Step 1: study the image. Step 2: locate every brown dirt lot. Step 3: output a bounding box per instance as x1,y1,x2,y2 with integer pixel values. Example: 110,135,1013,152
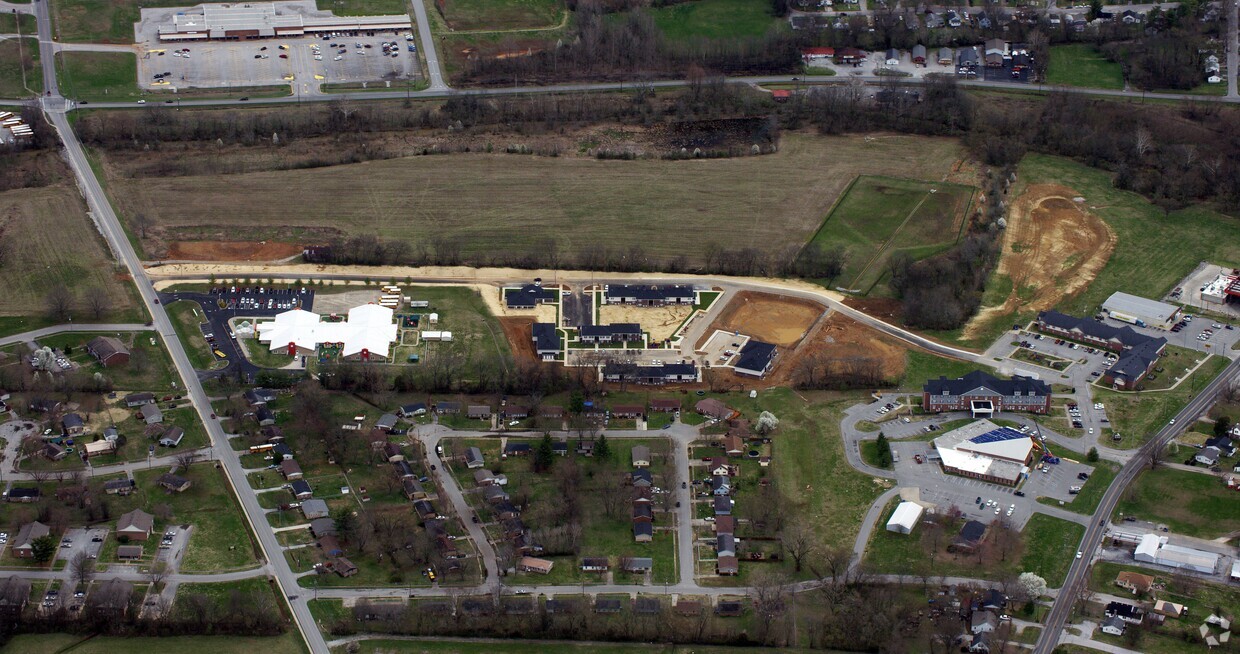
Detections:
705,291,824,348
765,313,907,386
963,184,1116,339
165,241,304,262
500,316,538,363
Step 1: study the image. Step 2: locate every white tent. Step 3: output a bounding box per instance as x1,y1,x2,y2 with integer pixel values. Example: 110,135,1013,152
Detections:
256,305,398,359
885,501,924,534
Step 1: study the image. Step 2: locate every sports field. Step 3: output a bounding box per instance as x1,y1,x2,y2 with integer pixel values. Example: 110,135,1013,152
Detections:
800,175,973,295
0,184,141,327
103,133,968,267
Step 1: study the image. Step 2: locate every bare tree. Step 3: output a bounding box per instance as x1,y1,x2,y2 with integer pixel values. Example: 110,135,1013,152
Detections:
133,212,154,239
85,287,108,320
174,450,201,472
69,551,95,587
148,560,169,587
44,286,74,322
781,521,818,573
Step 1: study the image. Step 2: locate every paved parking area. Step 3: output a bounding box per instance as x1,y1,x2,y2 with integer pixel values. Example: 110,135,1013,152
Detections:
561,290,592,328
156,525,192,566
133,30,418,95
160,286,315,377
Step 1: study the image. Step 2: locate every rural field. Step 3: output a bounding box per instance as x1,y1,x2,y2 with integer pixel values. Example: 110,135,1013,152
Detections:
0,38,41,98
439,0,564,31
0,183,142,334
800,175,974,296
102,133,970,266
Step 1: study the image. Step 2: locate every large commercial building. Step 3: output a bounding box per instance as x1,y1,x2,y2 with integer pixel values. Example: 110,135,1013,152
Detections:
1036,310,1167,389
157,2,411,42
256,304,398,360
1134,534,1219,574
933,419,1035,486
1101,292,1182,328
922,370,1051,416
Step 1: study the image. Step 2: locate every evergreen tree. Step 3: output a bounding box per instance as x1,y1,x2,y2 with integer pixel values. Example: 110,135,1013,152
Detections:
595,433,611,460
875,432,892,468
534,434,555,473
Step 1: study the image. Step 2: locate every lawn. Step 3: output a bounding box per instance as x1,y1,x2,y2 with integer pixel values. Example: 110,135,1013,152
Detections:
0,12,37,33
132,466,261,573
238,336,296,369
319,0,412,16
170,577,278,617
858,439,891,469
1019,155,1240,316
37,330,179,391
0,38,41,97
1045,44,1125,90
1089,562,1240,654
1114,467,1240,539
0,183,143,330
642,0,781,40
900,350,992,390
102,133,969,269
1018,513,1083,587
48,0,196,43
799,175,974,296
0,633,305,654
1093,355,1228,449
55,51,139,101
167,300,222,371
439,0,562,31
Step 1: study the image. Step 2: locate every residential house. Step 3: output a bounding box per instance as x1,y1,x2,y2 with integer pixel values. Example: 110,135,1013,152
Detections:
88,579,133,616
255,407,276,426
884,48,900,66
483,486,509,504
649,398,680,413
709,458,733,476
11,521,50,558
594,598,623,613
695,398,736,421
1195,446,1221,466
398,402,427,418
971,610,998,634
716,533,736,558
0,576,30,617
1121,9,1141,23
602,284,694,306
631,445,651,468
531,323,561,360
301,499,330,520
86,336,130,367
539,405,564,420
473,468,496,486
261,425,285,442
117,545,143,561
244,388,278,406
505,406,529,421
375,413,399,432
279,459,303,480
632,503,654,523
382,442,404,463
623,557,653,574
290,479,313,500
506,282,557,309
393,460,415,479
103,426,119,442
104,478,134,495
633,521,653,542
981,589,1006,612
401,477,426,500
713,496,733,515
1205,436,1235,456
1115,571,1155,595
62,413,86,436
1152,600,1186,618
434,401,460,415
714,515,735,535
319,535,344,557
951,520,987,553
413,500,438,520
635,597,661,615
83,439,116,459
1105,601,1145,624
937,47,953,65
465,446,485,469
157,473,192,492
1100,615,1127,636
968,633,992,653
551,441,567,456
630,469,653,488
492,501,520,520
610,404,644,419
711,476,732,496
42,442,67,461
158,426,185,447
723,435,745,457
468,405,491,420
116,509,154,541
957,46,979,69
581,557,610,572
503,442,531,458
717,556,739,575
272,443,294,460
911,44,927,65
309,517,337,538
546,599,578,614
140,403,163,425
517,557,554,575
675,600,702,616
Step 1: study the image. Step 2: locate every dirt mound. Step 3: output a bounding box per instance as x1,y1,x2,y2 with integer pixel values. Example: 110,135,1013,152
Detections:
165,241,303,262
499,316,538,363
963,184,1116,339
706,291,824,348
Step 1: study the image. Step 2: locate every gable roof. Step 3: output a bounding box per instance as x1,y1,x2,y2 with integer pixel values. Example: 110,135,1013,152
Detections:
507,283,556,307
735,340,777,374
604,284,694,302
531,322,560,352
87,336,130,360
117,509,154,534
924,370,1050,398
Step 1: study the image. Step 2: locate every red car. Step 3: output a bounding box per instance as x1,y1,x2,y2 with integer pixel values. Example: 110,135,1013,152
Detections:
279,54,288,59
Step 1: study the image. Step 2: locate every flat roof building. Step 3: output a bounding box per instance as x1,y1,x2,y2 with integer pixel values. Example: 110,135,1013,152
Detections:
933,419,1034,486
156,2,411,41
1102,292,1182,328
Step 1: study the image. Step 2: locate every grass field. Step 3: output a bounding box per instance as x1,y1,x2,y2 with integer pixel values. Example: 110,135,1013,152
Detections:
440,0,562,30
337,639,828,654
37,330,180,390
642,0,782,40
320,0,411,16
800,175,973,295
132,466,260,572
900,350,991,389
0,633,305,654
0,184,142,329
167,300,221,370
0,38,41,99
1114,467,1240,539
1093,355,1228,449
1045,44,1124,90
55,51,139,101
1018,155,1240,316
0,12,37,33
1019,513,1083,587
49,0,199,43
103,133,968,267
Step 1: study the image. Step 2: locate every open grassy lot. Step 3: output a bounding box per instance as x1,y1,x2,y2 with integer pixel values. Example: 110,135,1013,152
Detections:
0,38,41,98
37,331,179,391
800,175,973,295
167,300,222,370
0,184,143,333
900,350,992,389
104,133,968,267
642,0,782,40
1114,467,1240,539
55,51,139,101
132,466,260,572
49,0,195,43
321,0,411,16
1046,44,1125,90
0,12,37,33
1020,155,1240,316
439,0,563,31
0,633,305,654
1093,355,1228,449
1019,513,1083,587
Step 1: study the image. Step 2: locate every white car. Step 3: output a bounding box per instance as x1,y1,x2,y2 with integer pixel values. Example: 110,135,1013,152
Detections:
1076,551,1083,559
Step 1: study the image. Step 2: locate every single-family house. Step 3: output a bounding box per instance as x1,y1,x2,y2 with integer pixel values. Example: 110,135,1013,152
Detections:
594,598,623,613
467,405,491,420
1115,571,1155,595
531,323,561,360
623,557,653,573
244,388,278,406
506,282,557,309
633,521,653,542
492,501,520,520
309,517,337,538
393,460,415,479
1105,601,1145,624
290,479,313,500
382,442,404,463
551,441,567,456
483,486,509,504
465,446,485,469
716,556,739,576
473,468,496,486
7,487,39,503
86,336,130,367
503,442,531,458
401,477,426,500
318,535,343,557
1205,435,1235,456
158,426,185,447
413,499,438,520
968,633,992,653
610,404,644,419
517,556,554,575
85,439,117,459
714,515,735,535
884,48,900,66
116,509,154,541
1100,615,1126,636
631,445,651,468
971,610,998,634
272,443,294,460
42,442,67,461
630,469,653,488
912,44,927,65
581,557,610,572
709,458,732,476
539,405,564,419
675,599,702,616
505,406,529,420
399,402,427,418
1195,446,1221,466
723,435,745,457
62,413,86,436
716,533,736,557
649,398,680,413
632,503,654,523
434,401,460,415
255,407,276,426
711,475,732,496
279,459,303,480
713,496,733,515
1152,600,1186,618
117,545,143,561
301,499,330,520
88,579,133,616
11,521,50,558
375,413,398,432
157,473,192,493
938,47,953,65
695,398,736,421
103,426,119,442
140,403,163,425
635,597,661,615
104,478,134,495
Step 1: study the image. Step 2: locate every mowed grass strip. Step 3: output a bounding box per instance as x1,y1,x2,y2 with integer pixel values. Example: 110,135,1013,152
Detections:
643,0,781,40
441,0,563,31
55,51,138,101
0,184,140,325
0,633,306,654
1046,44,1125,90
0,38,41,98
167,300,221,370
1114,467,1240,539
106,134,967,267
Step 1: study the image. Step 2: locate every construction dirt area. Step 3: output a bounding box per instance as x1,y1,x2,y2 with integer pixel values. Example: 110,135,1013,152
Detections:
499,317,538,363
963,184,1116,340
599,303,694,343
164,241,304,262
792,313,908,381
703,291,824,348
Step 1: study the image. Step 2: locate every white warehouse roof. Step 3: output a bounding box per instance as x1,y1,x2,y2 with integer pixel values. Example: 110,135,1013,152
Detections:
1103,292,1181,324
257,304,397,358
885,501,924,534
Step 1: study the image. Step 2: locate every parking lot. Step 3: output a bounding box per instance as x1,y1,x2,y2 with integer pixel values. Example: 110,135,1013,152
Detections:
54,527,107,566
133,22,419,95
156,525,191,566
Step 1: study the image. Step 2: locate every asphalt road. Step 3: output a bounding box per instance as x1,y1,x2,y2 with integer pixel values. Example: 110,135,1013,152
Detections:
0,323,150,347
1031,355,1240,654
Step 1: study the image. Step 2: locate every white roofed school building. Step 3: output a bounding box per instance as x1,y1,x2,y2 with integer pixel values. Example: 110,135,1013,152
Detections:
257,304,398,360
932,419,1035,486
156,2,411,41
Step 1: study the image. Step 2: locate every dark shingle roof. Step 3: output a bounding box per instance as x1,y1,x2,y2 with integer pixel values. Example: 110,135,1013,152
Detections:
605,284,694,302
734,340,777,374
532,323,560,352
923,370,1050,398
507,284,556,308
